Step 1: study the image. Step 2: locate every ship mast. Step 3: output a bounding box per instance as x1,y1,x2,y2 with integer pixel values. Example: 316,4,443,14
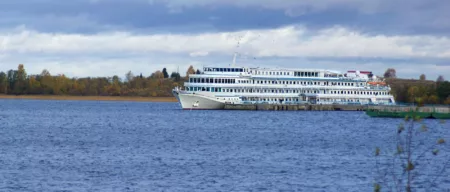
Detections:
232,52,237,67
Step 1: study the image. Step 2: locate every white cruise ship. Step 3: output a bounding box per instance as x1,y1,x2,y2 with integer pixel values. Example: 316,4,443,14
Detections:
172,65,395,110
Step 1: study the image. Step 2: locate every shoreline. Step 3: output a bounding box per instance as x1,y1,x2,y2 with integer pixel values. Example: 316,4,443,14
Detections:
0,95,177,102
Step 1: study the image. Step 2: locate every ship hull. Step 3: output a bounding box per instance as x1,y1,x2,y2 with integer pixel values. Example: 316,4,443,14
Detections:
172,90,225,110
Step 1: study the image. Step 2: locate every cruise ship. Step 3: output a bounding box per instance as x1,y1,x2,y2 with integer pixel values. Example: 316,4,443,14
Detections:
172,64,395,110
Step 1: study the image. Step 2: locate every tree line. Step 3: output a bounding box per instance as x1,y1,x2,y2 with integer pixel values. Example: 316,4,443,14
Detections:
0,65,449,104
0,64,199,97
383,68,450,105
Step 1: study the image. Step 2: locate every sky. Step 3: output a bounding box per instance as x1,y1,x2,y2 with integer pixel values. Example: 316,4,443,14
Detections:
0,0,449,80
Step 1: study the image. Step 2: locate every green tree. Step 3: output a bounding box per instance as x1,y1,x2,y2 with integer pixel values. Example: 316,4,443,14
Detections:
384,68,397,78
0,72,7,94
170,72,181,81
12,64,27,95
162,68,169,78
7,69,17,94
436,81,450,103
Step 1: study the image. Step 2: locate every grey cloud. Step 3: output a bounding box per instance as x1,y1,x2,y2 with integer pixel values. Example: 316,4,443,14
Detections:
0,0,449,36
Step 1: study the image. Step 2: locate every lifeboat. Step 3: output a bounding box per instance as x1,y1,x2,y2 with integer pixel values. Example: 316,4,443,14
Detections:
368,81,386,85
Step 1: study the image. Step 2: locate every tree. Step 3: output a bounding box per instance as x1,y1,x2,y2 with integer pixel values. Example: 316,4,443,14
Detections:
419,74,426,80
186,65,195,77
445,97,450,105
436,75,445,82
407,86,420,103
436,81,450,103
40,69,53,94
428,95,439,104
384,68,397,78
162,68,169,78
151,70,164,79
374,116,448,192
13,64,27,94
170,72,181,81
0,72,7,94
125,71,134,82
7,69,17,93
196,69,201,74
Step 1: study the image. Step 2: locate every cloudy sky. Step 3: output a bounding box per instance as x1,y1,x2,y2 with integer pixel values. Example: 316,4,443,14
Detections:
0,0,449,80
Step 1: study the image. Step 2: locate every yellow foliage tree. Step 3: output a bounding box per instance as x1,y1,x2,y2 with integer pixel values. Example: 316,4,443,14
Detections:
407,86,420,103
444,97,450,105
428,95,439,104
152,71,164,79
186,65,195,77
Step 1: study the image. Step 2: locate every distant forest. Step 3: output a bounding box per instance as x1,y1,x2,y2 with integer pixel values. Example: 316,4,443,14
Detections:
0,64,198,97
0,65,449,104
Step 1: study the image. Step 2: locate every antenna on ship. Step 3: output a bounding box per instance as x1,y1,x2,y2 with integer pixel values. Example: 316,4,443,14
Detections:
232,52,237,67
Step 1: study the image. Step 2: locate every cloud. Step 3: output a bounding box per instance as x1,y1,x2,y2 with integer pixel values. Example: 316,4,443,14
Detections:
189,51,209,57
0,24,449,80
0,0,449,36
1,25,449,59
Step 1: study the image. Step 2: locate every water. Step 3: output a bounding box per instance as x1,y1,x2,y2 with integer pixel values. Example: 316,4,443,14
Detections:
0,99,449,192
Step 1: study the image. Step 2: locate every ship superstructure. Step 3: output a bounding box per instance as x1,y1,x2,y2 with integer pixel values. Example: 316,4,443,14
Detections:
172,65,395,110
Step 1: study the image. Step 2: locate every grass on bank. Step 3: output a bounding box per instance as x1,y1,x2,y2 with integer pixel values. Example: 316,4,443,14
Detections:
0,94,177,102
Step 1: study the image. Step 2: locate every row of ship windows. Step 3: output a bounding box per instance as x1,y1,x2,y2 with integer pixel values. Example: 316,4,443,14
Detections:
187,87,389,95
241,98,390,102
254,71,319,77
204,68,244,72
189,78,363,86
202,68,320,77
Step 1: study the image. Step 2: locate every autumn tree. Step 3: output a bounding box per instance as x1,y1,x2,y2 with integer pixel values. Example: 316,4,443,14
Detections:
428,95,439,104
407,86,420,103
27,75,41,94
384,68,397,78
419,74,426,80
39,69,53,94
151,70,164,79
162,68,169,78
186,65,195,77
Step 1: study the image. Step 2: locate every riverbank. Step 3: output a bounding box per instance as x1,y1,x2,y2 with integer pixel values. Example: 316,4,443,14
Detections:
0,95,177,102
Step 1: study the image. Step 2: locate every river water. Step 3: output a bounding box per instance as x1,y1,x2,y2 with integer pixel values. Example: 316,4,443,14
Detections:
0,99,449,191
